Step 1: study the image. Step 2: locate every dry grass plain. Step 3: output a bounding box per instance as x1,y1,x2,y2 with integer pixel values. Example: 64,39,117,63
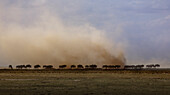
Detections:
0,69,170,95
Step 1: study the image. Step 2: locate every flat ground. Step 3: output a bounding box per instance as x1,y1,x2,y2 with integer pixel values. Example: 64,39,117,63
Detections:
0,69,170,95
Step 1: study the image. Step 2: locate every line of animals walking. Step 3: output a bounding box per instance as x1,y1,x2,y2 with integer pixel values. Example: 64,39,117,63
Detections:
8,64,160,70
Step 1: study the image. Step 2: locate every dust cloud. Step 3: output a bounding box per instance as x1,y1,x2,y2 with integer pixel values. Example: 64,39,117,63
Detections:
0,14,125,68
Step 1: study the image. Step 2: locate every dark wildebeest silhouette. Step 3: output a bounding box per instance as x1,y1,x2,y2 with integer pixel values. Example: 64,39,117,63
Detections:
85,65,90,69
16,65,25,69
22,65,26,69
85,65,97,69
90,65,97,69
9,65,13,69
109,65,116,69
151,64,160,68
59,65,67,69
16,65,21,69
115,65,121,69
71,65,76,69
146,64,154,68
43,65,53,69
124,65,136,69
102,65,108,69
43,65,46,68
155,64,160,68
34,65,41,69
77,65,84,69
25,64,32,69
135,65,144,69
102,65,118,69
124,65,129,69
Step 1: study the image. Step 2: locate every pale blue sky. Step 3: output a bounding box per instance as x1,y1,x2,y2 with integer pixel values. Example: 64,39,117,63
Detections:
0,0,170,66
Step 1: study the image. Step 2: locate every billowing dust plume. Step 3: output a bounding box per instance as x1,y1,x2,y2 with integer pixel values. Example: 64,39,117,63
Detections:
0,15,125,68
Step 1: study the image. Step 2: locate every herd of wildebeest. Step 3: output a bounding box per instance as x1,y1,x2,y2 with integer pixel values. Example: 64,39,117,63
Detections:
7,64,160,70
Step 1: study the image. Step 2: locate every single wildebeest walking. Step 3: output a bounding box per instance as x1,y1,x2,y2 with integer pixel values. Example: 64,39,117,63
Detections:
135,65,144,69
25,64,32,69
71,65,76,69
9,65,13,69
146,64,154,68
85,65,97,69
124,65,132,69
102,65,116,69
43,65,53,69
155,64,160,68
22,65,26,69
151,64,160,68
16,65,25,69
59,65,67,69
90,64,97,69
34,65,41,69
16,65,21,69
115,65,121,69
102,65,108,69
124,65,136,69
77,65,84,69
85,65,90,69
109,65,116,69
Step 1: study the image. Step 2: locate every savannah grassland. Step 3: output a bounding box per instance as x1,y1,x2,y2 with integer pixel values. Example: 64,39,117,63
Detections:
0,69,170,95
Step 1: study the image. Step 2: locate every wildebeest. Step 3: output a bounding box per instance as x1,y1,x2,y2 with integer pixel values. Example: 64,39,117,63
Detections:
16,65,25,69
85,65,97,69
146,64,154,68
124,65,136,69
115,65,121,69
102,65,108,69
102,65,121,69
77,65,84,69
34,65,41,69
124,65,144,69
43,65,53,69
85,65,90,69
59,65,67,69
71,65,76,69
9,65,13,69
90,65,97,69
135,65,144,69
25,64,32,69
155,64,160,68
146,64,160,68
102,65,115,69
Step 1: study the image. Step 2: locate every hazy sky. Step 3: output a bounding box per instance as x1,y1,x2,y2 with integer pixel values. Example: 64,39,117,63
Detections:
0,0,170,67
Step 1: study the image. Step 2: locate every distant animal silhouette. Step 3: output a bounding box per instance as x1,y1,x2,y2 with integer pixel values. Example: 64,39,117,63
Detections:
59,65,67,69
124,65,136,69
25,64,32,69
90,65,97,69
115,65,121,69
77,65,84,69
155,64,160,68
34,65,41,69
71,65,76,69
9,65,13,69
102,65,121,69
135,65,144,69
146,64,154,68
16,65,25,69
85,65,90,69
146,64,160,68
102,65,108,69
43,65,53,69
85,65,97,69
124,65,144,69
